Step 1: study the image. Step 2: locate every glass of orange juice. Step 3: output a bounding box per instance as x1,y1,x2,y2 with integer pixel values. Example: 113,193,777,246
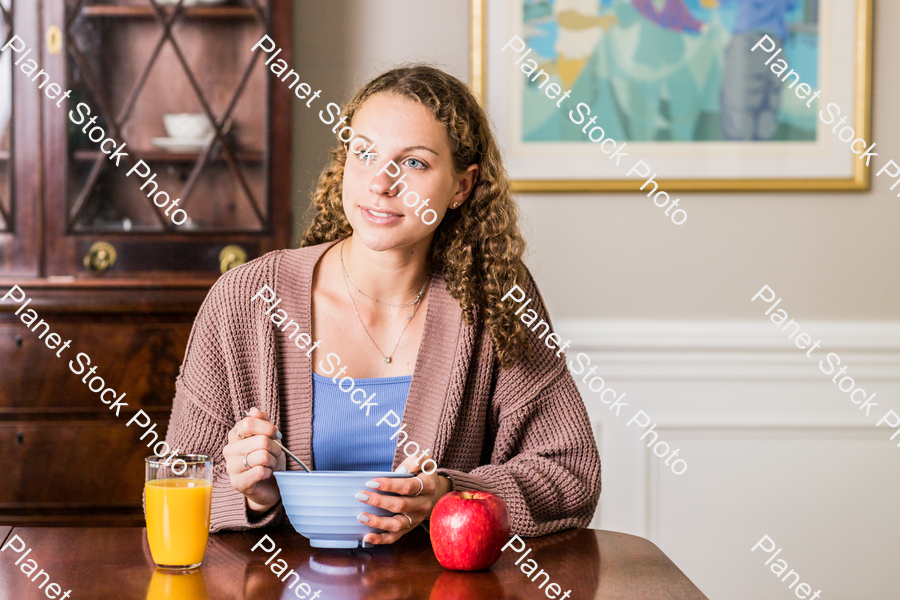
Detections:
145,454,212,570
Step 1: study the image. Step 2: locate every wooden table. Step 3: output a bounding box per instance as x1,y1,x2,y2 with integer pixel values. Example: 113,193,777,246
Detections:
0,526,707,599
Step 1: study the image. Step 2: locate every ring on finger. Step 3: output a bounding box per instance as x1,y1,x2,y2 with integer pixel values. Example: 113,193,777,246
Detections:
243,451,252,471
399,513,413,529
412,475,424,497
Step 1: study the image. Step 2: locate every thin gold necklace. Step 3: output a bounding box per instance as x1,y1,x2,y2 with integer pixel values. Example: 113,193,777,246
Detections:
344,268,424,308
339,240,430,364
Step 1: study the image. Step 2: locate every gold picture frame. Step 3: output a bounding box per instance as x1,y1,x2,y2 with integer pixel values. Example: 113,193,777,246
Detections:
471,0,874,193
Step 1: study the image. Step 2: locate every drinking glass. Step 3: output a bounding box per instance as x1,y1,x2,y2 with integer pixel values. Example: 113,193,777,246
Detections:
145,455,213,570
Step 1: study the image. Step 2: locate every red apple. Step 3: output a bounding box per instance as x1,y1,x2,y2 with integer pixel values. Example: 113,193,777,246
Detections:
429,491,510,571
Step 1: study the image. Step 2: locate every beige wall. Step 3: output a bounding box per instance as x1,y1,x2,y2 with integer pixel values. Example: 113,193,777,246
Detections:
292,1,900,321
291,1,470,242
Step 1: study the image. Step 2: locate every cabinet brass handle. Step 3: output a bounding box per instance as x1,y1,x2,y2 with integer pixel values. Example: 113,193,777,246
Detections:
46,25,63,55
220,245,247,274
84,241,117,273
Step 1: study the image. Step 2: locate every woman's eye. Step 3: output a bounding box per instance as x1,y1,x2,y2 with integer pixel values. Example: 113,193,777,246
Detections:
404,158,426,169
358,151,377,165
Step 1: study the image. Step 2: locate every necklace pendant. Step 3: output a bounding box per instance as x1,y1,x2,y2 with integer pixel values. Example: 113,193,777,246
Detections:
407,314,413,320
384,357,392,363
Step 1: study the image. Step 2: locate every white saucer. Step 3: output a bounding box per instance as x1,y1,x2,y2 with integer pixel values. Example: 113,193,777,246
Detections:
152,137,213,152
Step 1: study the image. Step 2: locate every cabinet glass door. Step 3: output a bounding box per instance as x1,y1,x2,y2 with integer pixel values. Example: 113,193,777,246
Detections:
0,0,11,233
41,0,289,279
64,0,270,233
0,0,41,277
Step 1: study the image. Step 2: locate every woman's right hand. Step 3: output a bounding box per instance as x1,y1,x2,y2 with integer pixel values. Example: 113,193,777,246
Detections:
224,407,286,515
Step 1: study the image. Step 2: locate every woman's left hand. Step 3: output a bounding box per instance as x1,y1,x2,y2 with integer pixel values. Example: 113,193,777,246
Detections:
355,454,452,545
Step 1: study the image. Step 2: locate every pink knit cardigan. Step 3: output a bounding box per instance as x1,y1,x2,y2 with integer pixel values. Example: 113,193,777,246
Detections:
165,240,601,536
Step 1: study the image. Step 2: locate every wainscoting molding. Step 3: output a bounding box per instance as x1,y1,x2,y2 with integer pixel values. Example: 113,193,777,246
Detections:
558,320,900,381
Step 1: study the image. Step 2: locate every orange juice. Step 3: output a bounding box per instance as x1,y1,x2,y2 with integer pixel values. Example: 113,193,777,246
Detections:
145,478,212,567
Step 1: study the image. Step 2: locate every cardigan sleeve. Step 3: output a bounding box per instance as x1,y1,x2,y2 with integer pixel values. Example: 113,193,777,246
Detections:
436,366,601,537
164,271,285,532
435,265,601,537
166,378,284,532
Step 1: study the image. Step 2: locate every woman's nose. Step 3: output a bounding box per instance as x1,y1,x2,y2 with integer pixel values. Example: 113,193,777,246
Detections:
370,168,404,197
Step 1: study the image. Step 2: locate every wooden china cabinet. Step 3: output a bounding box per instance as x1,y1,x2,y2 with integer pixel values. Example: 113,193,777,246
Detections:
0,0,291,526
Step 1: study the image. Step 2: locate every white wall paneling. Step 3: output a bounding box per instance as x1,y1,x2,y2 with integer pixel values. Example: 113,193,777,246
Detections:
561,320,900,600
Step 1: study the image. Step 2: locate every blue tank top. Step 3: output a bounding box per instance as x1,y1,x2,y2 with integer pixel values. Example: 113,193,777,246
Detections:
311,372,412,471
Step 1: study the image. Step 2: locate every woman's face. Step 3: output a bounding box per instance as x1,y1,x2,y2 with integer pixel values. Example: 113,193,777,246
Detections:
341,92,477,254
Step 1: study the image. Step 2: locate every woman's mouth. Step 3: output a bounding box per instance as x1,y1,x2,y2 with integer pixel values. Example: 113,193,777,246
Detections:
360,206,403,225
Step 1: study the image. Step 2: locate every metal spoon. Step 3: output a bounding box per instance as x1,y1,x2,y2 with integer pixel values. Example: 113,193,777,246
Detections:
240,410,312,473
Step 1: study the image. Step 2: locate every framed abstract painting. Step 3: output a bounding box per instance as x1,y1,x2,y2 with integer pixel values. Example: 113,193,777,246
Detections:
471,0,873,192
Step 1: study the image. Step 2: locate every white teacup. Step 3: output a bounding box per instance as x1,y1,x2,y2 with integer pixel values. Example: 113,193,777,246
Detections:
163,113,213,140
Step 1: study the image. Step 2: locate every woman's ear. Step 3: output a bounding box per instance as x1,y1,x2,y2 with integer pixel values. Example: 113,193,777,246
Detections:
451,164,479,208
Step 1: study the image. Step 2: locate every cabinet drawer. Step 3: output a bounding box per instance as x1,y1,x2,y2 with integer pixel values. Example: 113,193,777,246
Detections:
0,321,190,412
0,421,169,505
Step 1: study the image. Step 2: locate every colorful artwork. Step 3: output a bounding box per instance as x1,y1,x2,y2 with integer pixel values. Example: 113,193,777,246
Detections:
521,0,819,143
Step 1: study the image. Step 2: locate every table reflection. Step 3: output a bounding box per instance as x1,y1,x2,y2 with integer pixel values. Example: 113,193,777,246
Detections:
429,571,506,600
1,526,699,600
266,546,423,600
171,527,601,600
145,568,209,600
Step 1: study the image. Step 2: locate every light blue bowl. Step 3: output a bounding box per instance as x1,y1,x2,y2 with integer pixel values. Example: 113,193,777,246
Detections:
274,471,414,549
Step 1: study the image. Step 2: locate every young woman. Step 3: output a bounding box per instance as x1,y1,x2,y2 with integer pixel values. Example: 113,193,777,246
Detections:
165,65,601,545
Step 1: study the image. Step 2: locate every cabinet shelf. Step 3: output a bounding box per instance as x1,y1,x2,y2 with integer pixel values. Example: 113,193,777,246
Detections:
72,149,264,163
80,5,258,19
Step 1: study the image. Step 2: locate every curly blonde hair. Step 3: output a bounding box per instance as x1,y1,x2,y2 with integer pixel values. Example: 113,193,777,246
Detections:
300,65,530,367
